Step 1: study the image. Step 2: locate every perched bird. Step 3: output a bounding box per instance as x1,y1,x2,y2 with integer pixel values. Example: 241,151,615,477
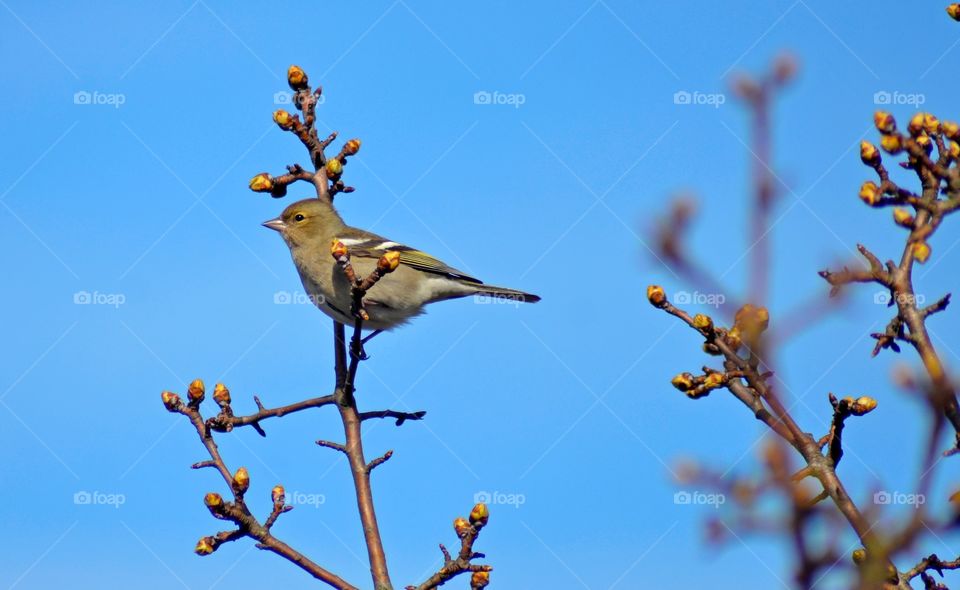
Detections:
263,198,540,331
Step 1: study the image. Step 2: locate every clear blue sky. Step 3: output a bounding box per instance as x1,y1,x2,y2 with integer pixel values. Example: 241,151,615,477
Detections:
2,1,960,588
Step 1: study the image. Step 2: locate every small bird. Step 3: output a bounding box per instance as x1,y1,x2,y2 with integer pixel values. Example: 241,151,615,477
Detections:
263,198,540,331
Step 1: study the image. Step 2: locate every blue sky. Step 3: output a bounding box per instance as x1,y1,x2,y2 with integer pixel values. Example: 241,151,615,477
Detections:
2,1,960,588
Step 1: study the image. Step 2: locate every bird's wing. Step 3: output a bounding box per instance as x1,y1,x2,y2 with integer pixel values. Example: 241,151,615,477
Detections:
339,233,482,284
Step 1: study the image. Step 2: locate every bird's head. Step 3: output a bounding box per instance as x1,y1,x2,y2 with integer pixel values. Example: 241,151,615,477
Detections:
262,198,345,248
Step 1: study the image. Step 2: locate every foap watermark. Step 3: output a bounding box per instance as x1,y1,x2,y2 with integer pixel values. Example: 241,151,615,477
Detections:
74,290,126,308
473,293,523,307
673,90,726,108
274,90,326,106
286,490,326,508
273,290,325,306
674,490,725,508
673,290,725,308
473,90,526,108
74,490,126,508
474,490,526,508
873,291,926,306
74,90,126,109
873,490,925,509
873,90,926,107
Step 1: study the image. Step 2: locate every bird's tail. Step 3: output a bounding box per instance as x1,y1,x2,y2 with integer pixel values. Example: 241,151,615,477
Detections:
470,284,541,303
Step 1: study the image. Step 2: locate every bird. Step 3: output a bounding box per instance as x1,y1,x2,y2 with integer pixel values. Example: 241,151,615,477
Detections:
263,198,540,332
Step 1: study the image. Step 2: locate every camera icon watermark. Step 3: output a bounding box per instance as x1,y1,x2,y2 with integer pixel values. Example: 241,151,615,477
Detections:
873,490,924,509
273,290,325,306
286,490,325,508
873,90,926,107
474,490,525,508
673,490,725,508
74,490,126,508
73,90,126,109
73,290,126,308
473,90,526,108
673,290,725,308
673,90,726,108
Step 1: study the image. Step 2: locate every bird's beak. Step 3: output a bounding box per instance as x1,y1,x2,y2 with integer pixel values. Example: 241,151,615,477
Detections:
262,217,286,232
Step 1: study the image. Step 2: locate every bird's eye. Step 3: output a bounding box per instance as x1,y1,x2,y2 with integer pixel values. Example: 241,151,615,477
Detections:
294,213,305,222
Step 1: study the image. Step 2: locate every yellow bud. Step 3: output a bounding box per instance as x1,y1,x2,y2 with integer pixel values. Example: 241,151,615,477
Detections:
754,306,770,331
453,517,472,538
330,239,348,260
273,109,294,130
725,328,742,350
892,208,914,228
233,467,250,494
703,372,725,389
912,241,931,264
378,251,401,273
943,120,960,140
271,485,285,504
161,391,182,412
880,133,903,154
671,372,695,392
950,489,960,506
859,141,880,165
213,383,231,406
188,379,205,403
859,181,880,206
646,285,667,308
471,571,491,589
949,141,960,160
204,492,223,509
343,138,361,155
469,503,489,527
852,547,867,565
851,396,877,416
923,113,941,135
249,173,273,192
873,111,896,134
287,65,308,90
950,4,960,20
908,112,926,136
916,134,933,154
692,313,713,331
195,536,215,556
324,158,343,178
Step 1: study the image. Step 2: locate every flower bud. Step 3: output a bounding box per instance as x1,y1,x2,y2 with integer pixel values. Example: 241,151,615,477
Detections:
859,141,880,166
272,485,285,505
233,467,250,494
949,4,960,20
343,138,361,155
851,396,877,416
249,173,273,192
892,208,914,228
692,313,713,331
916,134,934,154
470,502,489,528
873,111,896,134
188,379,205,404
725,328,742,351
859,181,880,206
324,158,343,178
471,571,491,589
453,517,472,538
161,391,182,412
646,285,667,308
923,113,941,135
213,383,231,407
772,54,797,84
912,241,931,264
204,492,224,515
195,536,215,556
943,120,960,140
671,372,695,392
949,141,960,160
273,109,295,130
330,239,348,260
377,251,401,273
852,547,867,565
880,133,903,154
908,113,926,136
287,65,308,90
703,372,725,390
